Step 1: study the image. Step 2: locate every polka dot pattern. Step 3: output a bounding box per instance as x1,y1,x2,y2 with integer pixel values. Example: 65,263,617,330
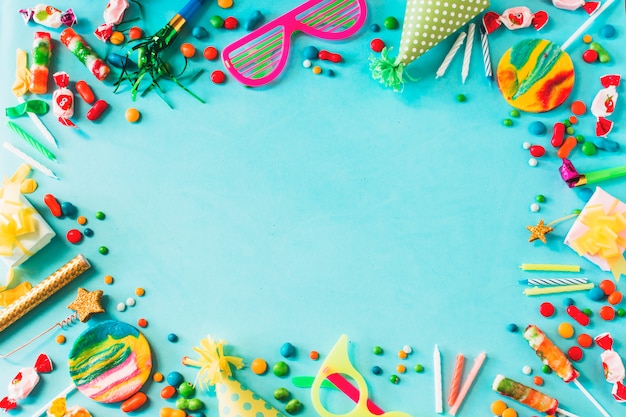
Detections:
398,0,489,64
217,377,285,417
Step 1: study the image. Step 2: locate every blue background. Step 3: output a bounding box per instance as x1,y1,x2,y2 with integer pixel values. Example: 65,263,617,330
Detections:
0,1,625,416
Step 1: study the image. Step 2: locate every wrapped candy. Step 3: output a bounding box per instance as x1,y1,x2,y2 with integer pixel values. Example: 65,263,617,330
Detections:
52,72,75,127
60,28,110,81
483,7,549,34
564,187,626,280
523,325,579,382
29,32,51,94
94,0,130,42
370,0,490,92
492,375,559,415
551,0,600,14
20,4,76,29
591,74,620,137
595,333,626,402
0,353,53,411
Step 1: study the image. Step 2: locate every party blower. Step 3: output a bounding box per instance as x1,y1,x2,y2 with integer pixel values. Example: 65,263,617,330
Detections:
222,0,367,87
559,159,626,188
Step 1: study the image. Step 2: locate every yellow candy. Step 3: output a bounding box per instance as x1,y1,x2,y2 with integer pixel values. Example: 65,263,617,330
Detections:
582,34,593,44
48,397,67,417
558,322,575,339
110,31,125,45
20,178,37,194
218,0,234,8
491,400,508,415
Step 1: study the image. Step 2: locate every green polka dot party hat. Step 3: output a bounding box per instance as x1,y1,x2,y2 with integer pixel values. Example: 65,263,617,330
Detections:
185,335,286,417
370,0,490,91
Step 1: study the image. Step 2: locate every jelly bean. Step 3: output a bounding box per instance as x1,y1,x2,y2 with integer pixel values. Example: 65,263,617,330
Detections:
210,70,226,84
209,15,224,28
530,203,539,212
318,50,342,63
129,26,143,40
153,372,164,383
582,49,598,63
535,194,546,203
558,322,574,338
286,399,302,414
117,302,126,311
539,302,555,317
161,385,177,399
309,351,319,360
592,136,619,152
175,398,189,410
510,109,520,118
280,342,296,358
491,400,507,415
578,333,593,348
303,46,319,60
557,136,577,159
506,323,518,332
125,108,141,123
397,350,407,359
87,99,109,121
121,391,147,412
245,10,264,31
563,297,574,306
582,308,592,316
396,364,406,373
529,145,545,157
66,229,83,244
618,308,626,317
608,291,622,305
180,43,196,58
528,158,538,167
533,376,544,385
326,69,335,77
503,118,513,127
568,346,583,362
600,24,616,39
569,116,578,125
456,94,466,102
61,201,77,217
77,215,87,225
402,345,412,353
223,16,239,30
107,52,137,70
126,297,136,307
192,26,209,39
541,364,552,374
384,16,399,30
56,335,66,344
167,372,184,387
566,305,590,326
251,358,267,374
528,121,546,135
599,305,615,321
178,381,195,398
599,279,616,295
581,142,597,156
522,365,532,374
110,31,125,45
274,387,290,401
551,122,565,147
187,398,204,411
589,41,610,63
302,59,312,68
273,361,289,377
389,374,400,384
44,194,63,217
135,287,145,296
75,80,95,104
370,38,385,52
203,46,218,60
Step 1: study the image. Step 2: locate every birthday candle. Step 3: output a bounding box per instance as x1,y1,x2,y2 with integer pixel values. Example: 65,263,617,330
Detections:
434,344,443,414
435,31,466,78
461,23,475,84
479,25,492,80
447,354,465,406
449,352,486,416
523,283,594,296
519,264,581,272
6,121,57,162
520,278,588,286
3,142,59,180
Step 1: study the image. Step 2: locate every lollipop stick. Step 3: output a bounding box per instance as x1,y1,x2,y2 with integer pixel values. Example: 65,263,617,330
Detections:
30,382,76,417
556,407,582,417
573,378,611,417
561,0,615,51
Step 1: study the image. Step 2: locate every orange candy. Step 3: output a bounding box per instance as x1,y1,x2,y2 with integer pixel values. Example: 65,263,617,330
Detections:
203,46,219,60
600,305,615,321
153,372,164,382
129,26,144,40
491,400,508,415
599,279,616,295
309,351,319,360
396,364,406,373
569,115,578,125
577,333,593,348
251,358,268,375
570,100,587,115
502,408,517,417
608,291,622,305
180,43,196,58
533,376,544,386
398,350,408,359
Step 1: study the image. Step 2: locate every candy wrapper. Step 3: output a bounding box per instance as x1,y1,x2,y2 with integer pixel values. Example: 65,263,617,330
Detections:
20,4,76,29
185,336,285,417
483,7,549,34
0,353,53,411
48,397,92,417
591,74,620,137
60,28,110,81
52,72,76,127
30,32,51,95
564,187,626,280
369,0,490,92
595,333,626,402
94,0,130,42
551,0,600,14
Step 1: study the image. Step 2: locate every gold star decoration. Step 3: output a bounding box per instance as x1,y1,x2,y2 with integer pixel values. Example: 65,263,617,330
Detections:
67,288,105,322
526,220,554,244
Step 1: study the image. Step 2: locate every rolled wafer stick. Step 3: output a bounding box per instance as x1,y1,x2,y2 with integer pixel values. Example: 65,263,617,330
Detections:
0,254,90,334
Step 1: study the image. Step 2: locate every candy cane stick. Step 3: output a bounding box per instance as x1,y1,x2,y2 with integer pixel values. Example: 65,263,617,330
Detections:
573,379,611,417
30,383,76,417
435,31,466,78
561,0,615,51
449,352,486,415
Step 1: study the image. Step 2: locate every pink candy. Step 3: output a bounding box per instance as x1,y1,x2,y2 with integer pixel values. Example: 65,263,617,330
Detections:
0,354,53,411
52,72,76,127
94,0,130,42
551,0,600,14
483,6,549,34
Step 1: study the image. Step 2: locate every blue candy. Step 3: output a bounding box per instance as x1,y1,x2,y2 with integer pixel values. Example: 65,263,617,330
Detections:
166,371,185,387
370,23,381,32
303,45,319,60
600,24,616,39
588,286,605,302
528,121,546,136
192,26,209,39
60,201,77,217
573,187,594,203
592,136,620,152
506,323,518,333
563,297,575,306
245,10,264,31
106,53,137,70
280,342,296,358
83,227,94,237
371,365,382,375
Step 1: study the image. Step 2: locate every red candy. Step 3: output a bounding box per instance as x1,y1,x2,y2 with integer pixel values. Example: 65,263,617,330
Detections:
568,346,583,362
66,229,83,244
211,70,226,84
566,305,590,326
160,385,176,399
539,302,555,317
224,16,239,29
582,49,599,63
75,80,95,104
121,391,147,412
129,26,143,40
318,50,342,63
370,38,385,52
529,145,545,157
600,305,616,321
44,194,63,217
203,46,219,60
551,122,565,147
86,99,109,121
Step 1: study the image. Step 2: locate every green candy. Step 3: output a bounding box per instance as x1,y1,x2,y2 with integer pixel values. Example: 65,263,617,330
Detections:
178,381,195,398
274,387,290,402
285,399,302,415
175,398,189,410
582,141,597,156
383,16,399,30
187,398,204,411
414,364,424,373
273,361,289,377
372,346,383,355
589,41,610,63
210,15,224,28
